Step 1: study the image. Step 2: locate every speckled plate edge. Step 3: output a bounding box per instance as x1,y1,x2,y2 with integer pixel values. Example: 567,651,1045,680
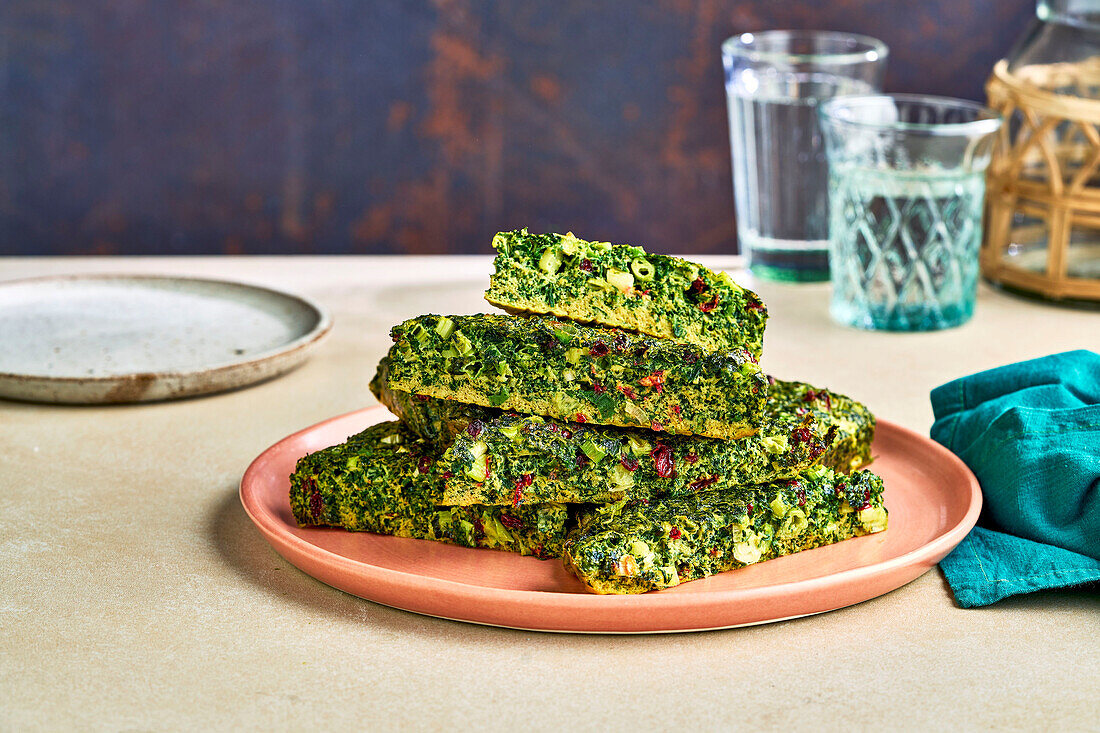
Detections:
0,273,332,404
240,406,983,634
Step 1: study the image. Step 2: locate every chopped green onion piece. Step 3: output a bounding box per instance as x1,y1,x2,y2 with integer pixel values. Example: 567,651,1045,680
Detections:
610,464,635,490
778,509,809,538
769,496,788,519
487,390,510,406
410,322,430,348
434,316,456,339
760,435,788,455
605,268,635,293
552,322,578,344
581,439,607,463
453,331,474,356
630,258,655,282
465,454,488,482
559,233,580,256
538,247,563,275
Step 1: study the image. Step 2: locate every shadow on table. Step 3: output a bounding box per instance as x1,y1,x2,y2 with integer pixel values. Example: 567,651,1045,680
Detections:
207,484,472,638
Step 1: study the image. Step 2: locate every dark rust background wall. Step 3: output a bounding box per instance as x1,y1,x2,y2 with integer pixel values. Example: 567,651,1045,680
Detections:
1,1,1033,256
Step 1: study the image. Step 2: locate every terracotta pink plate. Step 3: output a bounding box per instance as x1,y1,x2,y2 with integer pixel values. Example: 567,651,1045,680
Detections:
240,406,981,633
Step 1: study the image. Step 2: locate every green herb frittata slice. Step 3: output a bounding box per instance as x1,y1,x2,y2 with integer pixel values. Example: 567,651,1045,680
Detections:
563,466,887,594
485,229,768,358
438,409,824,506
289,421,568,558
371,355,876,505
385,314,768,439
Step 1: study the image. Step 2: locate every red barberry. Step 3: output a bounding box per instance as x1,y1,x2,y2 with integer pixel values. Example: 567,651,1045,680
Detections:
589,341,609,357
651,443,675,478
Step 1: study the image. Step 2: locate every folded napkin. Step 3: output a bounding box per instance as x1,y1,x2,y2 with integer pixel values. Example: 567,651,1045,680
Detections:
930,350,1100,607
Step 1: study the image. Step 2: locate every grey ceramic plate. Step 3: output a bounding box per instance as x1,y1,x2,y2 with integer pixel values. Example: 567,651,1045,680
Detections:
0,274,332,404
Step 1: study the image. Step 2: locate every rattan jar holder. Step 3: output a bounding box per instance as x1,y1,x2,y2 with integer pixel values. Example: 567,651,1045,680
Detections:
983,58,1100,301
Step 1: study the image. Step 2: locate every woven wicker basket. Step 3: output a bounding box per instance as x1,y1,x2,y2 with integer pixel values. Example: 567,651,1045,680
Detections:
983,59,1100,301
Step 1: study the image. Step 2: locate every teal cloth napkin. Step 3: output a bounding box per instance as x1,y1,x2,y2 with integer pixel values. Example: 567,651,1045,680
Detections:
930,350,1100,607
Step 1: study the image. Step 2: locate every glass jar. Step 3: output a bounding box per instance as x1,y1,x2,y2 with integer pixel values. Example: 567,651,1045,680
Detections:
982,0,1100,302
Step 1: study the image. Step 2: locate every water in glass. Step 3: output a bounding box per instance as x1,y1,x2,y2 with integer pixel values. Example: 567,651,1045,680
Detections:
727,74,875,281
828,165,986,331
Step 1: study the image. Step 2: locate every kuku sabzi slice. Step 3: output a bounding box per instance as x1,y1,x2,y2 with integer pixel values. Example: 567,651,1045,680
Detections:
485,229,768,358
439,402,826,507
563,466,888,594
385,314,768,439
373,351,875,503
768,378,876,473
289,421,567,558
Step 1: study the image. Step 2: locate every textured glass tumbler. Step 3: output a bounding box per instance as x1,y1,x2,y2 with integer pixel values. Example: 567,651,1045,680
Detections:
820,95,1002,331
723,31,887,282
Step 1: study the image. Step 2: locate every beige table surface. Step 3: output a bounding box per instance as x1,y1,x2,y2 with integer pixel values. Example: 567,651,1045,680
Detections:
2,256,1098,731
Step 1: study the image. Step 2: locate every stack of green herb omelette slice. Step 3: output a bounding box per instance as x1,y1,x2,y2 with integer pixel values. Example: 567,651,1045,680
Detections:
290,229,887,594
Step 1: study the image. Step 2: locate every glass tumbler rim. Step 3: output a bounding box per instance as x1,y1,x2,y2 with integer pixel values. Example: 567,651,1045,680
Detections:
819,93,1003,137
721,29,888,66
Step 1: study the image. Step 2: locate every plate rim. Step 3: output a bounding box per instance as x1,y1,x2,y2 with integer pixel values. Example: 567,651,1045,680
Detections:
0,272,333,383
240,405,982,630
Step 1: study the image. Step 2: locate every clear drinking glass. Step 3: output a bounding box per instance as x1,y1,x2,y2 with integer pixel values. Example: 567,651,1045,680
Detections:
820,95,1002,331
722,31,887,282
